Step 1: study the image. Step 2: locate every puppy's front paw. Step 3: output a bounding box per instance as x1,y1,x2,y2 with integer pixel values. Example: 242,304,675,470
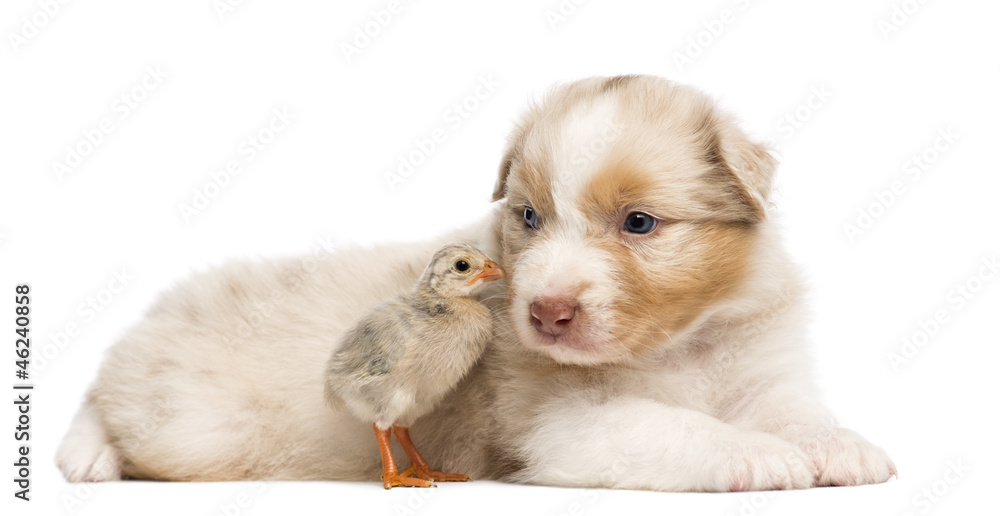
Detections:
799,427,896,487
717,432,816,491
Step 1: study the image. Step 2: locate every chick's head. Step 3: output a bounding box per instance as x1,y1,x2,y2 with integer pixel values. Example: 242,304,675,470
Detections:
422,243,505,299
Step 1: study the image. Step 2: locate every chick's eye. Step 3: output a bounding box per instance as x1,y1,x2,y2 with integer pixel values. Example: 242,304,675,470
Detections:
624,212,657,234
523,206,539,229
454,260,470,272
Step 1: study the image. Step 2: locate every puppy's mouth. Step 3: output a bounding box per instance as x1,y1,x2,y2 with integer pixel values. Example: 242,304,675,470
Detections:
528,321,596,350
511,301,623,365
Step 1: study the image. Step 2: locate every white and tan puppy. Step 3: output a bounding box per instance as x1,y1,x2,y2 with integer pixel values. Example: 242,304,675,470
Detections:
58,75,895,491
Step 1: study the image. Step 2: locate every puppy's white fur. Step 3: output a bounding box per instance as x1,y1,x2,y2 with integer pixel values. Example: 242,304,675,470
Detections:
58,76,895,490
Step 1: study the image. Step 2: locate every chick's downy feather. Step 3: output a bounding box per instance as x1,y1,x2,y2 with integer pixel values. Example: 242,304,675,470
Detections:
324,274,494,429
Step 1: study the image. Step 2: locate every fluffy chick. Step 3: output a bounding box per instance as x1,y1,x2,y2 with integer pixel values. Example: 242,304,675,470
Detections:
324,243,504,489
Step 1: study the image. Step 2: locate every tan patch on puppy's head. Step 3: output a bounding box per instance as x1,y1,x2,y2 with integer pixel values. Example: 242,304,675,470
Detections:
493,75,774,365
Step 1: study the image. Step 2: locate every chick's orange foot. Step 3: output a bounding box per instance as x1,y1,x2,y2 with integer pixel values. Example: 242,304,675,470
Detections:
382,473,434,489
392,425,472,483
401,466,470,482
374,424,434,490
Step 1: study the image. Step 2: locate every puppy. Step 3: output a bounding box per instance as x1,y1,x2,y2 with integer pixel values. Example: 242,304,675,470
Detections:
484,75,895,490
58,75,894,491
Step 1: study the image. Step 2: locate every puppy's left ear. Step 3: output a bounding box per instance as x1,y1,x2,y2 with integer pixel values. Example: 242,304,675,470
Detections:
713,121,778,223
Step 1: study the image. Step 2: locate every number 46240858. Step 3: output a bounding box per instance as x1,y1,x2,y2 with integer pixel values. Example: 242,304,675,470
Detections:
15,285,30,376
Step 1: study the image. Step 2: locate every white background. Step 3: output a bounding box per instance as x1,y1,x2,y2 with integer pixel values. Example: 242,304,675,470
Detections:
2,1,998,515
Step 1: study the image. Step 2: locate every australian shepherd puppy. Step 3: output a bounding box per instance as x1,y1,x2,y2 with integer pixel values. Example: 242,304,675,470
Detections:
58,75,894,491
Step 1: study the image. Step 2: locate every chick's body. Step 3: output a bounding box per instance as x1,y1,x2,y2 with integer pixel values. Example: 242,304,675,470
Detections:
325,289,491,429
323,243,504,489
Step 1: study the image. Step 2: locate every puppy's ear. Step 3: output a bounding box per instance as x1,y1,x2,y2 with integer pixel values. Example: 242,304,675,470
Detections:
711,120,778,223
492,141,515,202
492,114,535,202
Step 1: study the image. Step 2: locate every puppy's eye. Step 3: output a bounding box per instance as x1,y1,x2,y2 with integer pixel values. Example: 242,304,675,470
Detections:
454,260,470,272
623,212,657,234
523,206,539,229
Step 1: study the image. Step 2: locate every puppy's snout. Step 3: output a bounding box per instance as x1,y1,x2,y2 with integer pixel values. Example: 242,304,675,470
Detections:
530,297,579,337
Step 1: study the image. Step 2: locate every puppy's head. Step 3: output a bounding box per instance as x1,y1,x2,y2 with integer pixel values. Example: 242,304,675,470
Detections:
493,75,776,366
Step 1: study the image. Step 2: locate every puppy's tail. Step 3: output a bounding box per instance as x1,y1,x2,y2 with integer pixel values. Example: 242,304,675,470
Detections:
56,400,122,482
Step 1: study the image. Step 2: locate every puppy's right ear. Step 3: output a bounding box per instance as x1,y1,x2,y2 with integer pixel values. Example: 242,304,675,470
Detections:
492,142,515,202
492,111,537,202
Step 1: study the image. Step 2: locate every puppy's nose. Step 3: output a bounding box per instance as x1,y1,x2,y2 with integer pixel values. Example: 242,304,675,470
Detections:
530,297,579,336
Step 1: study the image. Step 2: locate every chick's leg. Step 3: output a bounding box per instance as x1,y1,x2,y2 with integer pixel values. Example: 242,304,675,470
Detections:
393,425,471,482
374,423,433,489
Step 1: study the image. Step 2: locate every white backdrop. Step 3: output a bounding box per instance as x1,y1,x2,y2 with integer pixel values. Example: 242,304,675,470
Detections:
2,1,998,515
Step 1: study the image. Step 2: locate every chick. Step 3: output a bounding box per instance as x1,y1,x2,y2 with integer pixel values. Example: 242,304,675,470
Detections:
324,243,505,489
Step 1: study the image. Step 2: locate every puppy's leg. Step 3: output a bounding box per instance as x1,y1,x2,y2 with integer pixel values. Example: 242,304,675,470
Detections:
57,401,121,482
733,389,897,487
509,396,815,492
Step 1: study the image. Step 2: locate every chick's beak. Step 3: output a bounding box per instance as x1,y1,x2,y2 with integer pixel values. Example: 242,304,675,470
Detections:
467,259,505,285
